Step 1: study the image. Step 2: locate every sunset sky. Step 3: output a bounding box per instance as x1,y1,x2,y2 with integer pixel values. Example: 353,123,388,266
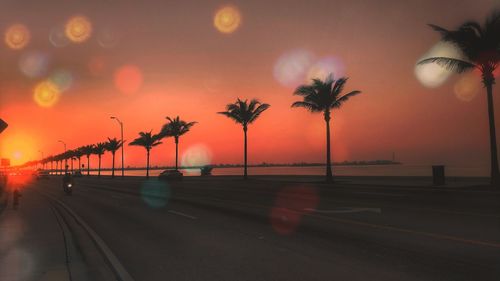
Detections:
0,0,499,171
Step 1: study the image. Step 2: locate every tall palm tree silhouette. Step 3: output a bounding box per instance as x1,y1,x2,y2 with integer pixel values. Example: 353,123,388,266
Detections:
160,116,197,171
74,148,84,172
292,74,361,183
93,142,107,177
129,131,162,178
218,98,270,179
418,11,500,185
80,144,95,176
105,137,124,178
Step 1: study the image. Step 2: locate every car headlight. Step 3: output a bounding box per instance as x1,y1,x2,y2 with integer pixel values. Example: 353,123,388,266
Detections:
68,184,72,187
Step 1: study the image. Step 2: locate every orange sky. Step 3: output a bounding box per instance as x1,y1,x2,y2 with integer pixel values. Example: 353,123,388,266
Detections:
0,0,498,169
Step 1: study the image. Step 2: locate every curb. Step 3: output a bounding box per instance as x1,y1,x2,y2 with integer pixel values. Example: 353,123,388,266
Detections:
41,192,135,281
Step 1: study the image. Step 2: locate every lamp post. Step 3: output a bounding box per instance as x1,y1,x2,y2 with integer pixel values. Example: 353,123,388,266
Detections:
111,116,124,177
58,140,67,173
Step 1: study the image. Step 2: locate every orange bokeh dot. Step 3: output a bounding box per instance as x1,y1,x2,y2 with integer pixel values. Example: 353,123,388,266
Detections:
33,80,60,107
88,56,107,76
65,15,92,43
114,65,143,94
4,24,30,50
214,6,242,34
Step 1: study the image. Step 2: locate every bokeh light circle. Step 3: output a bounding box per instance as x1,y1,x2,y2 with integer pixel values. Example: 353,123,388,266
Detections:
270,186,319,235
140,179,170,208
415,42,464,88
33,80,60,108
49,26,70,47
49,70,73,92
19,51,49,78
306,57,345,82
4,24,30,50
88,56,107,76
181,144,212,175
274,49,315,88
114,65,143,94
214,6,242,34
65,15,92,43
97,26,120,48
454,73,481,102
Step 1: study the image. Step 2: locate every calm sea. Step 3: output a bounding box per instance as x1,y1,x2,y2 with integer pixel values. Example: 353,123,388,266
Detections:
87,164,489,177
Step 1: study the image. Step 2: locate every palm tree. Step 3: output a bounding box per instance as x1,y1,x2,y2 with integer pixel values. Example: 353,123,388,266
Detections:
105,137,124,178
93,142,107,177
129,131,162,178
218,98,270,179
292,74,361,183
160,116,197,171
74,147,84,172
80,145,94,176
418,11,500,185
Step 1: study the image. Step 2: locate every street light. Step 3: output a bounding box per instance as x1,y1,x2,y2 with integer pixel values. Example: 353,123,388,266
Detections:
58,140,67,173
110,116,124,177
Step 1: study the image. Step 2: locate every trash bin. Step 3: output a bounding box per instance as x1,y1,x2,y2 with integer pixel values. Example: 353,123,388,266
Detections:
432,165,445,186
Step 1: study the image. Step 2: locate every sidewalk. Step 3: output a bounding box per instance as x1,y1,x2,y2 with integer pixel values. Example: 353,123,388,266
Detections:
0,187,69,281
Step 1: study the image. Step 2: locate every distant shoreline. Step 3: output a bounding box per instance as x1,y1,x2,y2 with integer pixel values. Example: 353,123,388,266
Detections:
75,160,402,172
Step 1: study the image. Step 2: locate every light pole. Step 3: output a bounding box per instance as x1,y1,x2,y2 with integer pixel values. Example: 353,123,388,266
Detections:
111,116,124,177
58,140,67,173
38,150,44,170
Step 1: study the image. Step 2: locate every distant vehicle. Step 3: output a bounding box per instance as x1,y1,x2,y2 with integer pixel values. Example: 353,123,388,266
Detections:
62,173,74,195
36,170,50,180
158,169,183,180
73,170,83,177
200,165,213,176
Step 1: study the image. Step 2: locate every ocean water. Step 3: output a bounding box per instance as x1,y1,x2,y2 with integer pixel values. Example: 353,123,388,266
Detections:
85,164,489,177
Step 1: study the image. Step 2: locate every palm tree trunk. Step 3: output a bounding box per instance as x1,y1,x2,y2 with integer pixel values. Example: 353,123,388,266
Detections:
324,111,333,183
98,155,101,177
87,155,90,176
243,125,248,180
485,81,500,185
78,157,81,171
146,149,150,179
175,137,179,171
111,152,115,178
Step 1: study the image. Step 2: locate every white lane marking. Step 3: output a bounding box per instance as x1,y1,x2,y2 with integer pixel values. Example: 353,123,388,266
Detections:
167,210,197,220
305,207,382,214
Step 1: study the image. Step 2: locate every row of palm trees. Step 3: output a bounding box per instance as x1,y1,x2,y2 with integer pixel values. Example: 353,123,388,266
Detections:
26,74,360,183
32,116,197,179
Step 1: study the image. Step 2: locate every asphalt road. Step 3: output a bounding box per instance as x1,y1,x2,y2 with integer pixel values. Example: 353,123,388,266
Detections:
8,176,500,281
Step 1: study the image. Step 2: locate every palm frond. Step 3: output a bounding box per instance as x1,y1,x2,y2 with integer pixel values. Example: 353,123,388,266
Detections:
418,57,476,73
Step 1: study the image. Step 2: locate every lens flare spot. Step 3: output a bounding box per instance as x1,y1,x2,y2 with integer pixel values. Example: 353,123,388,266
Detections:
88,56,107,76
270,186,319,235
306,57,345,82
19,51,49,78
214,5,242,34
274,49,314,88
65,15,92,43
114,65,143,94
140,179,170,208
33,80,60,108
454,73,481,102
97,26,121,48
415,42,464,88
49,25,70,47
49,70,73,92
5,24,30,50
181,144,212,175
